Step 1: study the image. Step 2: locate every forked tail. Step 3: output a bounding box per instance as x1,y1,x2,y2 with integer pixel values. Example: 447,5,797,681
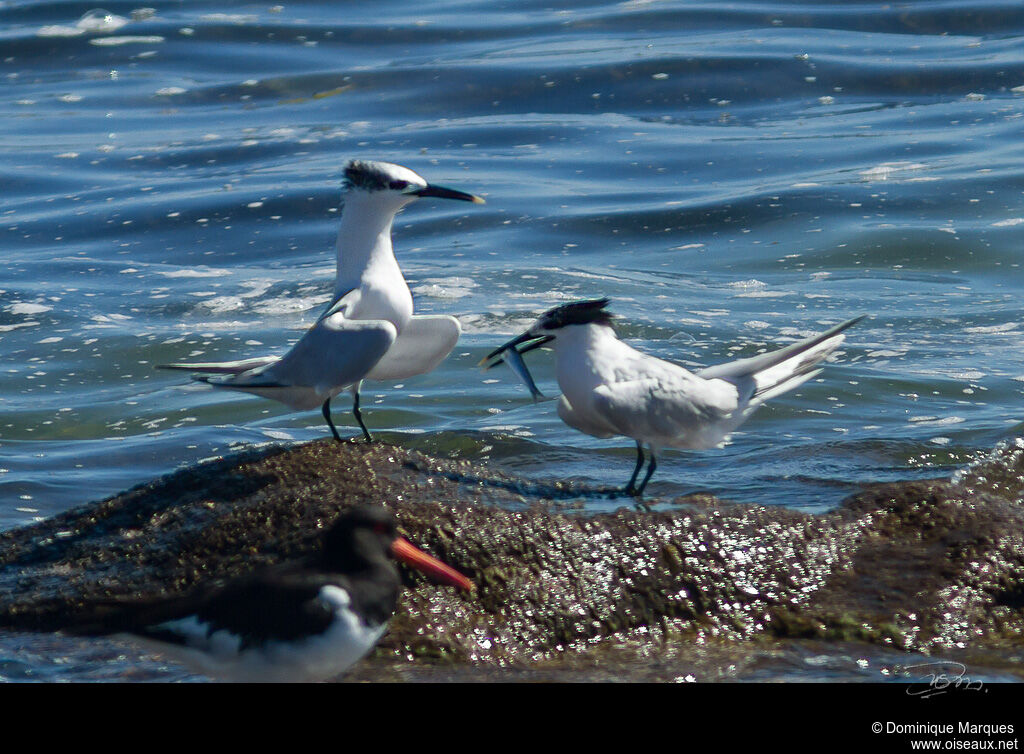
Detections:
157,356,278,375
697,315,865,407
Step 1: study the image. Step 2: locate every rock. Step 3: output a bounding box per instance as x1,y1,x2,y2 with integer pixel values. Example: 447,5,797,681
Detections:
2,437,1023,679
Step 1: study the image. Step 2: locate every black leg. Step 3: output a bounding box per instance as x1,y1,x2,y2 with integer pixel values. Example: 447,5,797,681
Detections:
635,449,657,496
624,441,645,496
351,384,373,443
321,398,342,442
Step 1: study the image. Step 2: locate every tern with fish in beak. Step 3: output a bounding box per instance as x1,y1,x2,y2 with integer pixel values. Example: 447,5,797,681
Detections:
481,299,863,497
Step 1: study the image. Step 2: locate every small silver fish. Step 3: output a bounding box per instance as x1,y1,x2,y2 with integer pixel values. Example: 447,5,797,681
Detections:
503,344,545,401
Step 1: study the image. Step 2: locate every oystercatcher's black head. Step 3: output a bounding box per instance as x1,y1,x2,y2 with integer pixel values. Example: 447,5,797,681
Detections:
321,506,473,591
320,505,397,570
479,298,615,369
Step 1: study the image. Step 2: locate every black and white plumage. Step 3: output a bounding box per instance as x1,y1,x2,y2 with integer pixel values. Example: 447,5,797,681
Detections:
159,160,484,443
482,299,863,497
70,506,473,682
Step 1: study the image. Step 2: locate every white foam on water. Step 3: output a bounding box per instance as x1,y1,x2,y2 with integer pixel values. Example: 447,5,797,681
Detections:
942,369,985,381
733,290,794,299
867,349,908,358
199,296,245,313
261,429,294,441
38,10,129,38
90,36,164,46
9,303,52,315
200,13,259,23
909,416,966,426
251,294,329,316
158,267,231,279
412,276,477,300
858,162,928,183
963,322,1018,334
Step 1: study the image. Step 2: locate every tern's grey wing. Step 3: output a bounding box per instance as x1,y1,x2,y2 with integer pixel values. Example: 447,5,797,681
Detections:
250,314,396,395
364,314,460,381
591,377,743,450
203,305,397,411
157,290,368,377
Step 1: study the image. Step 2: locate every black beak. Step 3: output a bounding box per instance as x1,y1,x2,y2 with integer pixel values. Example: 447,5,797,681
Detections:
412,184,485,203
478,333,554,369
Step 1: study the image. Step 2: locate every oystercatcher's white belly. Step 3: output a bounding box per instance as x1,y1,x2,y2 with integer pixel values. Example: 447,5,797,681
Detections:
127,585,387,683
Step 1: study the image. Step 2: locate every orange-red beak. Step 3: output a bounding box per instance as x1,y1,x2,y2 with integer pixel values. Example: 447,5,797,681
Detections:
391,537,473,591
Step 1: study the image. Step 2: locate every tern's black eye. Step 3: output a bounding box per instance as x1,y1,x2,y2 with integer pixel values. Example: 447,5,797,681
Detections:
388,180,410,191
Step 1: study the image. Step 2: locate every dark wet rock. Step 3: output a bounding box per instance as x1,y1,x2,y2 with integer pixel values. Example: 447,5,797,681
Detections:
2,437,1023,680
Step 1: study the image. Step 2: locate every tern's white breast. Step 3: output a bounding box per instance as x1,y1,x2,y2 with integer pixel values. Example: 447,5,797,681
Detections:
348,274,414,333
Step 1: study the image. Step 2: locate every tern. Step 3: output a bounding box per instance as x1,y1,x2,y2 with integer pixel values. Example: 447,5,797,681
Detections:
69,506,473,682
160,160,484,442
481,299,863,497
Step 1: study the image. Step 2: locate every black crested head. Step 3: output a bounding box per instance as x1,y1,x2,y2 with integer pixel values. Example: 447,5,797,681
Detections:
343,160,408,193
539,298,614,330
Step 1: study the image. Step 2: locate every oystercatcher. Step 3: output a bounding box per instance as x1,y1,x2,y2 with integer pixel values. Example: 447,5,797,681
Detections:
73,506,472,682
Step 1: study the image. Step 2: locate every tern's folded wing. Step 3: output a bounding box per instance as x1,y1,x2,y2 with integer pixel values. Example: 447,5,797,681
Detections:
557,394,618,438
201,312,397,410
156,289,368,377
592,377,741,449
364,314,460,381
255,313,397,394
